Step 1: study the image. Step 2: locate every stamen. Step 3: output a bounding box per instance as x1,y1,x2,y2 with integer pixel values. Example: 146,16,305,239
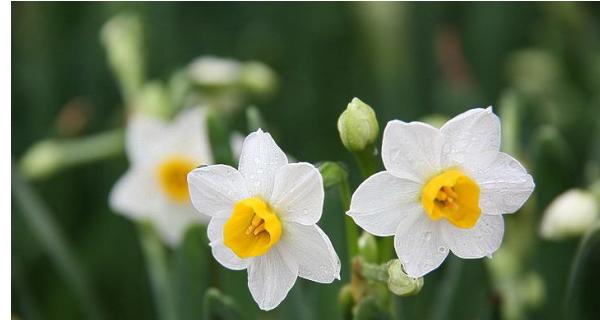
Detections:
251,215,262,226
246,215,266,235
253,224,266,235
446,200,459,210
436,191,448,201
435,186,460,210
442,186,458,199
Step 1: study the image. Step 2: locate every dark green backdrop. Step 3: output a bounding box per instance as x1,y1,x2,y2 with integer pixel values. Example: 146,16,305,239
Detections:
12,2,600,320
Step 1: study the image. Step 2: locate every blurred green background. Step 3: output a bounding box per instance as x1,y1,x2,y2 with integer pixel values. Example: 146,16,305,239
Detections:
11,2,600,320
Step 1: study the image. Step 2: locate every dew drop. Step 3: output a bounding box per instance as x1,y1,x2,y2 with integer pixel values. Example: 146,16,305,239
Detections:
423,232,432,241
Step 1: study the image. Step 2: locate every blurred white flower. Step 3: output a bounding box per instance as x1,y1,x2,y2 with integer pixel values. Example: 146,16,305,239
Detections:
348,108,535,277
187,129,340,310
540,189,599,240
188,56,242,87
110,107,213,247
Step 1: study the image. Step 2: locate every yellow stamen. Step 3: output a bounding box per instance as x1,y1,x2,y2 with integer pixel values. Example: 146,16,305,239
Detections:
156,156,197,203
224,197,282,258
421,169,481,228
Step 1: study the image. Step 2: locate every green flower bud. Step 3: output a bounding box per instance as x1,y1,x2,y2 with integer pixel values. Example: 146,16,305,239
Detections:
337,98,379,152
19,130,124,180
357,232,378,263
318,162,348,189
100,14,144,102
239,61,277,97
358,258,423,297
133,81,173,119
386,259,423,296
19,140,62,180
540,189,599,240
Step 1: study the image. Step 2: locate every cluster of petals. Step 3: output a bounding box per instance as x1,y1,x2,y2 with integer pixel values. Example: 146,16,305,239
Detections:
347,108,535,277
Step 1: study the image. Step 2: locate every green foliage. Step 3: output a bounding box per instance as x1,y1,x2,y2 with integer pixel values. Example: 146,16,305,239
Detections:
11,2,600,320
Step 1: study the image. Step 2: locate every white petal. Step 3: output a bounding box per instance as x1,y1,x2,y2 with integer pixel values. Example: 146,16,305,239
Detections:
347,171,422,236
441,214,504,259
475,152,535,215
187,165,249,218
152,205,207,247
238,129,288,199
440,107,500,170
207,218,248,270
167,107,213,164
279,223,340,283
382,120,443,182
394,215,449,277
109,167,163,219
126,114,169,165
270,163,324,225
247,246,299,311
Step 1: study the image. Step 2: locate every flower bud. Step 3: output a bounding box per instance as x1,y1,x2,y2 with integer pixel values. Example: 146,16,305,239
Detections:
239,62,277,97
132,82,172,119
386,259,423,296
337,98,379,152
318,162,348,189
540,189,599,240
188,56,241,88
357,232,378,263
100,14,144,102
19,140,62,179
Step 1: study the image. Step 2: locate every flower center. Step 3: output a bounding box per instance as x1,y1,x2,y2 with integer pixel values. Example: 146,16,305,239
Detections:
421,169,481,228
223,197,282,258
156,156,197,203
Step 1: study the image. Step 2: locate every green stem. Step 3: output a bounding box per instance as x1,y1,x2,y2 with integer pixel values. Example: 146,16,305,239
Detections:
565,222,600,319
340,174,359,260
12,166,104,320
137,222,178,320
353,145,379,179
20,129,124,180
206,108,234,166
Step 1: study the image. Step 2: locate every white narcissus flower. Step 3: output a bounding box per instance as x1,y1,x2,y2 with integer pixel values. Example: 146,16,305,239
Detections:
348,107,535,277
187,129,340,311
539,189,599,240
110,107,213,247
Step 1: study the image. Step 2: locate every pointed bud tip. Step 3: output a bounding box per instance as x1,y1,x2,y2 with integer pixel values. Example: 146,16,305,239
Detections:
337,97,379,152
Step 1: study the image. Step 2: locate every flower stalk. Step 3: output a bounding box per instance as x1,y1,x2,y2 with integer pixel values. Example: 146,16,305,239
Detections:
138,222,178,320
319,162,359,262
19,129,124,181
